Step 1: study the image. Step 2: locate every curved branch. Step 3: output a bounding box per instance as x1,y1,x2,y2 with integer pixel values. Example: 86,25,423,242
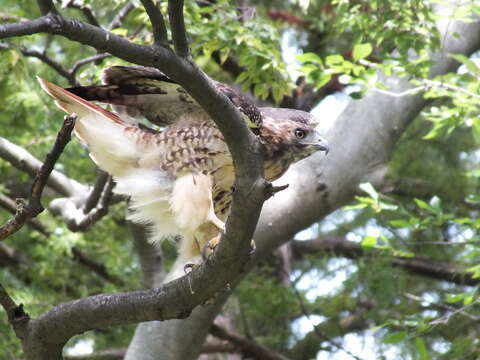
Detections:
168,0,189,57
140,0,168,46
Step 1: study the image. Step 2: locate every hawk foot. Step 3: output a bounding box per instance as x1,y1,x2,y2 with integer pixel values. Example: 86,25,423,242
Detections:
249,239,256,255
201,233,221,260
184,263,199,274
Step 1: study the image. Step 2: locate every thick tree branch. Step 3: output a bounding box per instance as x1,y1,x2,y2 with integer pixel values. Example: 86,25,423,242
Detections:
168,0,189,57
0,116,76,241
211,324,291,360
292,237,480,286
140,0,168,46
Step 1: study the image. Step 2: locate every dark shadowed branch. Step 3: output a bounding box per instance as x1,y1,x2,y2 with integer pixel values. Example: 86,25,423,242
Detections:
83,171,109,213
0,115,76,241
63,0,100,27
168,0,189,57
0,283,30,340
71,247,125,286
37,0,58,15
291,237,479,286
108,2,135,30
0,42,75,85
201,341,238,354
211,324,291,360
140,0,168,46
0,193,50,236
69,53,111,79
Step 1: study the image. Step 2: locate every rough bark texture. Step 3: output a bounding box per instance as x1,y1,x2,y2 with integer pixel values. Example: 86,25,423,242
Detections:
122,16,480,360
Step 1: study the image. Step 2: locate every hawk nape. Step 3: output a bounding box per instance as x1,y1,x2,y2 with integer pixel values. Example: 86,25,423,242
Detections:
38,66,329,280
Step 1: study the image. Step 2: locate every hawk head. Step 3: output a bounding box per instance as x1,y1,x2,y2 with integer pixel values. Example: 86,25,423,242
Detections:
259,107,328,180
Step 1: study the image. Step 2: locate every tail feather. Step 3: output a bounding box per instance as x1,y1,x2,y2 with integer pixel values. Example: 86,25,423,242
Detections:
37,77,144,176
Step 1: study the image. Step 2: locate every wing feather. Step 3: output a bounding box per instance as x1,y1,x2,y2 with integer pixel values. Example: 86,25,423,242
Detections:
37,77,156,176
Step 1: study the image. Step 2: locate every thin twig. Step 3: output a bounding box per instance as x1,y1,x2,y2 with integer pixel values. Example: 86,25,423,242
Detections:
0,42,75,85
0,115,76,241
62,0,101,27
168,0,189,57
108,2,135,30
72,247,125,286
69,53,111,78
283,268,365,360
405,293,480,322
140,0,168,46
83,171,109,213
72,176,115,231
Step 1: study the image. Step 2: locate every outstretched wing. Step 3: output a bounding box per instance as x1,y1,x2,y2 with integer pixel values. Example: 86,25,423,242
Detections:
37,77,159,177
66,66,262,129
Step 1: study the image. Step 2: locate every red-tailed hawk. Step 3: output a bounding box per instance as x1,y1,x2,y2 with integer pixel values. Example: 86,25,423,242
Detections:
38,66,329,279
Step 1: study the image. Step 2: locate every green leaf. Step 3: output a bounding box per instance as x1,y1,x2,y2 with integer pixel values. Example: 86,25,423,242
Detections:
361,235,377,248
415,338,430,360
325,54,344,66
352,43,373,61
414,198,435,213
389,220,410,228
359,182,379,200
297,52,322,64
384,331,407,344
449,53,480,75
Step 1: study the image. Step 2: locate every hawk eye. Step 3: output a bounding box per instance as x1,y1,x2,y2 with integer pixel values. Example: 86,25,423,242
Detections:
294,129,306,139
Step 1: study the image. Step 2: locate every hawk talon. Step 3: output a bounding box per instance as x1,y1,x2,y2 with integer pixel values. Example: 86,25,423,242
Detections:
249,239,256,255
184,263,198,274
201,236,220,260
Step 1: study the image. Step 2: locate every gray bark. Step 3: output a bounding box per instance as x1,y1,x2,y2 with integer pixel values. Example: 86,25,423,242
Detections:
123,14,480,360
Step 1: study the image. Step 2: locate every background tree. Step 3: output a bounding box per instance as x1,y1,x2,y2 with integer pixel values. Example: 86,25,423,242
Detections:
0,0,479,359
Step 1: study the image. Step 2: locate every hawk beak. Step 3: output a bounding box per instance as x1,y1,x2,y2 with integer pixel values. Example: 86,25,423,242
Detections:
314,130,329,155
